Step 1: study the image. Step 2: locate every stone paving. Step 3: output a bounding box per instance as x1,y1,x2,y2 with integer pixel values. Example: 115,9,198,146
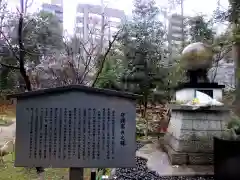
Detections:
136,143,213,176
111,141,214,179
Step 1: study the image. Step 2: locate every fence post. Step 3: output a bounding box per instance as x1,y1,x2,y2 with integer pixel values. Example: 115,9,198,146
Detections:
69,168,84,180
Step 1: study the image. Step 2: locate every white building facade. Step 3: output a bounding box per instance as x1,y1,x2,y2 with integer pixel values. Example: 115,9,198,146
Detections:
75,4,125,45
168,14,188,63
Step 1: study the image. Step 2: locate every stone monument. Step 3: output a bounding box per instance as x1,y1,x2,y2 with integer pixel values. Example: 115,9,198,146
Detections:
163,42,230,165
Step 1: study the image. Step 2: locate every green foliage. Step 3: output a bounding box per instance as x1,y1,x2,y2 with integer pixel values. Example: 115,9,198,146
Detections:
5,11,63,64
96,56,126,89
0,10,64,91
35,11,64,52
228,116,240,135
168,59,186,85
119,0,168,105
187,15,215,43
0,68,16,90
96,168,111,179
0,41,20,91
213,0,240,43
0,153,69,180
233,24,240,43
228,0,240,23
221,115,240,140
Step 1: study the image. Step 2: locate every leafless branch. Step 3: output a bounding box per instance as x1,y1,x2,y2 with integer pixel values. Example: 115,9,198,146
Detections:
22,18,34,32
79,57,94,83
29,14,120,89
92,29,121,87
0,30,20,62
211,45,232,82
0,62,19,69
24,0,34,14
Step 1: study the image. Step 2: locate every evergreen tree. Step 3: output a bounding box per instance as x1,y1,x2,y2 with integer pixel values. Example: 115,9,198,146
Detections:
120,0,168,109
188,15,215,44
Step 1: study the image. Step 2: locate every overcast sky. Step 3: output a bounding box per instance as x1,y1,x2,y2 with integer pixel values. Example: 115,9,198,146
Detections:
9,0,229,34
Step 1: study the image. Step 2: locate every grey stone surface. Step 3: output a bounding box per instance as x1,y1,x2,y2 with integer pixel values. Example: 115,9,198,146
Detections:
170,104,230,112
164,107,230,165
181,120,193,130
164,144,188,165
188,153,213,165
193,120,209,131
208,61,235,90
165,133,213,153
136,143,214,176
164,142,214,165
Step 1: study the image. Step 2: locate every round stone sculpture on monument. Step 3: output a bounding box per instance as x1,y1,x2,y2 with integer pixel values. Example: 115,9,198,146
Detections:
181,42,213,70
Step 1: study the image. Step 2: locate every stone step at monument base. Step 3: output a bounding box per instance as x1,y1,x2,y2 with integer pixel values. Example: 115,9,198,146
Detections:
164,144,213,165
164,132,214,153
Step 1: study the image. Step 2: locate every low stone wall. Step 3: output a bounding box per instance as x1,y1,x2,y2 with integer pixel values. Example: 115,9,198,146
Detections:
163,105,230,165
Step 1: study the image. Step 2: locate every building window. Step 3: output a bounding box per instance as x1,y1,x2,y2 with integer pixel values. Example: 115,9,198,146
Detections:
76,12,84,17
55,10,63,14
89,16,100,25
109,17,121,23
89,13,101,19
109,27,118,33
76,23,84,27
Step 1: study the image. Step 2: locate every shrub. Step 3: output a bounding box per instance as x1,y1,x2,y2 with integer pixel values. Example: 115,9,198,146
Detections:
227,117,240,135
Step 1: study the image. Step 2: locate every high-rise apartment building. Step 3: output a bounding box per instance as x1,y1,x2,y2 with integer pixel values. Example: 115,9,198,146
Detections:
41,1,63,25
75,4,125,45
167,14,188,63
168,14,186,45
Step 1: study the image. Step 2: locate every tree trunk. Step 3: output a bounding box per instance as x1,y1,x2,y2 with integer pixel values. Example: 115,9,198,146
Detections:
180,0,184,50
233,42,240,115
18,14,31,91
18,0,31,91
143,92,148,139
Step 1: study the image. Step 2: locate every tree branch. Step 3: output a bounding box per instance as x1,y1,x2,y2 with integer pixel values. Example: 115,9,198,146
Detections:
24,0,33,14
0,62,20,69
92,30,121,87
0,30,20,62
211,45,232,82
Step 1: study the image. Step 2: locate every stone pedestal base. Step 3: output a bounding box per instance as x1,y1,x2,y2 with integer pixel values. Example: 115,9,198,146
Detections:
164,135,213,165
163,105,229,165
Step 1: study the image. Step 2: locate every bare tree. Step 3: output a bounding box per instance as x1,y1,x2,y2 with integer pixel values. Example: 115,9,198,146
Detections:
0,0,121,92
28,20,122,89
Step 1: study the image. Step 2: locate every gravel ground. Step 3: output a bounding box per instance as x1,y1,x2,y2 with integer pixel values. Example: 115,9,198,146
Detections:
111,141,214,180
